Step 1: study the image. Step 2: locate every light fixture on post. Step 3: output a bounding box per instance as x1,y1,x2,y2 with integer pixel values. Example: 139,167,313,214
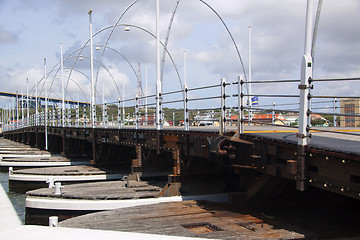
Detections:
44,57,48,151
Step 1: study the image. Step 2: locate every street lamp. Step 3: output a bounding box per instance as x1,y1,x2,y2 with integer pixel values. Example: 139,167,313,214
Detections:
89,9,96,129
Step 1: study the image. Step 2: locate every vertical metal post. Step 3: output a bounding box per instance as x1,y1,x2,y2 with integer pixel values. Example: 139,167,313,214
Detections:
104,101,108,128
297,0,314,191
35,82,38,126
102,102,105,126
220,78,226,135
122,81,125,125
16,91,19,129
183,51,189,131
21,87,24,128
76,105,79,127
118,98,121,128
83,105,86,128
26,78,29,127
238,76,244,134
333,98,337,127
156,0,162,130
172,110,175,126
248,25,253,125
145,66,148,126
61,43,66,128
53,107,55,126
88,10,97,164
44,58,48,150
88,10,96,129
135,97,139,129
12,102,15,130
57,107,61,126
184,84,189,131
68,107,72,127
272,102,276,125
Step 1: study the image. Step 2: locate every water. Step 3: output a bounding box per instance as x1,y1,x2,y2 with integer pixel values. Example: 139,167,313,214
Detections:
0,171,26,223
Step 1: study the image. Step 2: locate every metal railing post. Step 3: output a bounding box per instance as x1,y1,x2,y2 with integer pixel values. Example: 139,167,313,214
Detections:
333,98,337,127
220,78,226,135
52,108,55,126
102,102,105,127
68,107,71,127
57,108,61,126
173,110,175,126
135,97,139,129
104,101,108,128
118,98,121,129
272,102,276,124
297,0,314,192
238,75,244,134
83,106,86,128
184,85,189,131
76,105,79,128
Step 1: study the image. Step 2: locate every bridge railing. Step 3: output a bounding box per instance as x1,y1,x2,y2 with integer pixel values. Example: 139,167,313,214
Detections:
1,76,360,140
232,76,360,138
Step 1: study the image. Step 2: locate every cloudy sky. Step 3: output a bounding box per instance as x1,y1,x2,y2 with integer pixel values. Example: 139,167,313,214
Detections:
0,0,359,110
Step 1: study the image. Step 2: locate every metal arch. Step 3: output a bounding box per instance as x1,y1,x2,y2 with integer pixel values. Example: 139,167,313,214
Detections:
60,55,120,104
32,75,84,103
30,81,79,111
71,23,183,99
45,64,89,103
199,0,248,82
47,54,121,103
109,23,183,91
64,47,121,99
65,26,141,102
63,44,139,95
160,0,181,89
92,43,138,95
94,0,140,96
72,55,120,104
311,0,323,66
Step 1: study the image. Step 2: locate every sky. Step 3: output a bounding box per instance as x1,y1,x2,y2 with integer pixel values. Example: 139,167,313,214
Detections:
0,0,359,111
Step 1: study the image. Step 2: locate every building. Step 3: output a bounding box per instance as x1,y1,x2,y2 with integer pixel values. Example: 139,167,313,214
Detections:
230,113,286,125
340,98,360,127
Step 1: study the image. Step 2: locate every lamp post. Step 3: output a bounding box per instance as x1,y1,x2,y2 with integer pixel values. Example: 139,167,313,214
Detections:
156,0,162,130
298,0,313,146
297,0,314,191
44,58,48,150
35,79,38,126
89,9,97,165
21,87,24,128
16,91,19,129
248,25,253,125
26,78,29,127
89,10,96,128
145,66,148,126
61,43,66,128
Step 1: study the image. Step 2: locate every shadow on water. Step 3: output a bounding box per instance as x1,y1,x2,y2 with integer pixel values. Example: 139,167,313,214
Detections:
0,171,25,224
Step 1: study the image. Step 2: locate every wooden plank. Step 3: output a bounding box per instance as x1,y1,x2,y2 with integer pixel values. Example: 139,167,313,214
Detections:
60,201,309,239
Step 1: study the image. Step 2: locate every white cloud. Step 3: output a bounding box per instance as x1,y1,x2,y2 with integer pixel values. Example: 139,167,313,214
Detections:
0,26,18,44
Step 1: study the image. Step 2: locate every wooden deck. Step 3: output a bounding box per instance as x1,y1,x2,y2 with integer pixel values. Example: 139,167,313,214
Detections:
60,200,312,239
1,156,84,163
26,180,163,200
13,165,120,176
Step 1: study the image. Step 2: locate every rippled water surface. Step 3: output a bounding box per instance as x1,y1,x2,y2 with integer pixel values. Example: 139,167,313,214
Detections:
0,171,25,223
